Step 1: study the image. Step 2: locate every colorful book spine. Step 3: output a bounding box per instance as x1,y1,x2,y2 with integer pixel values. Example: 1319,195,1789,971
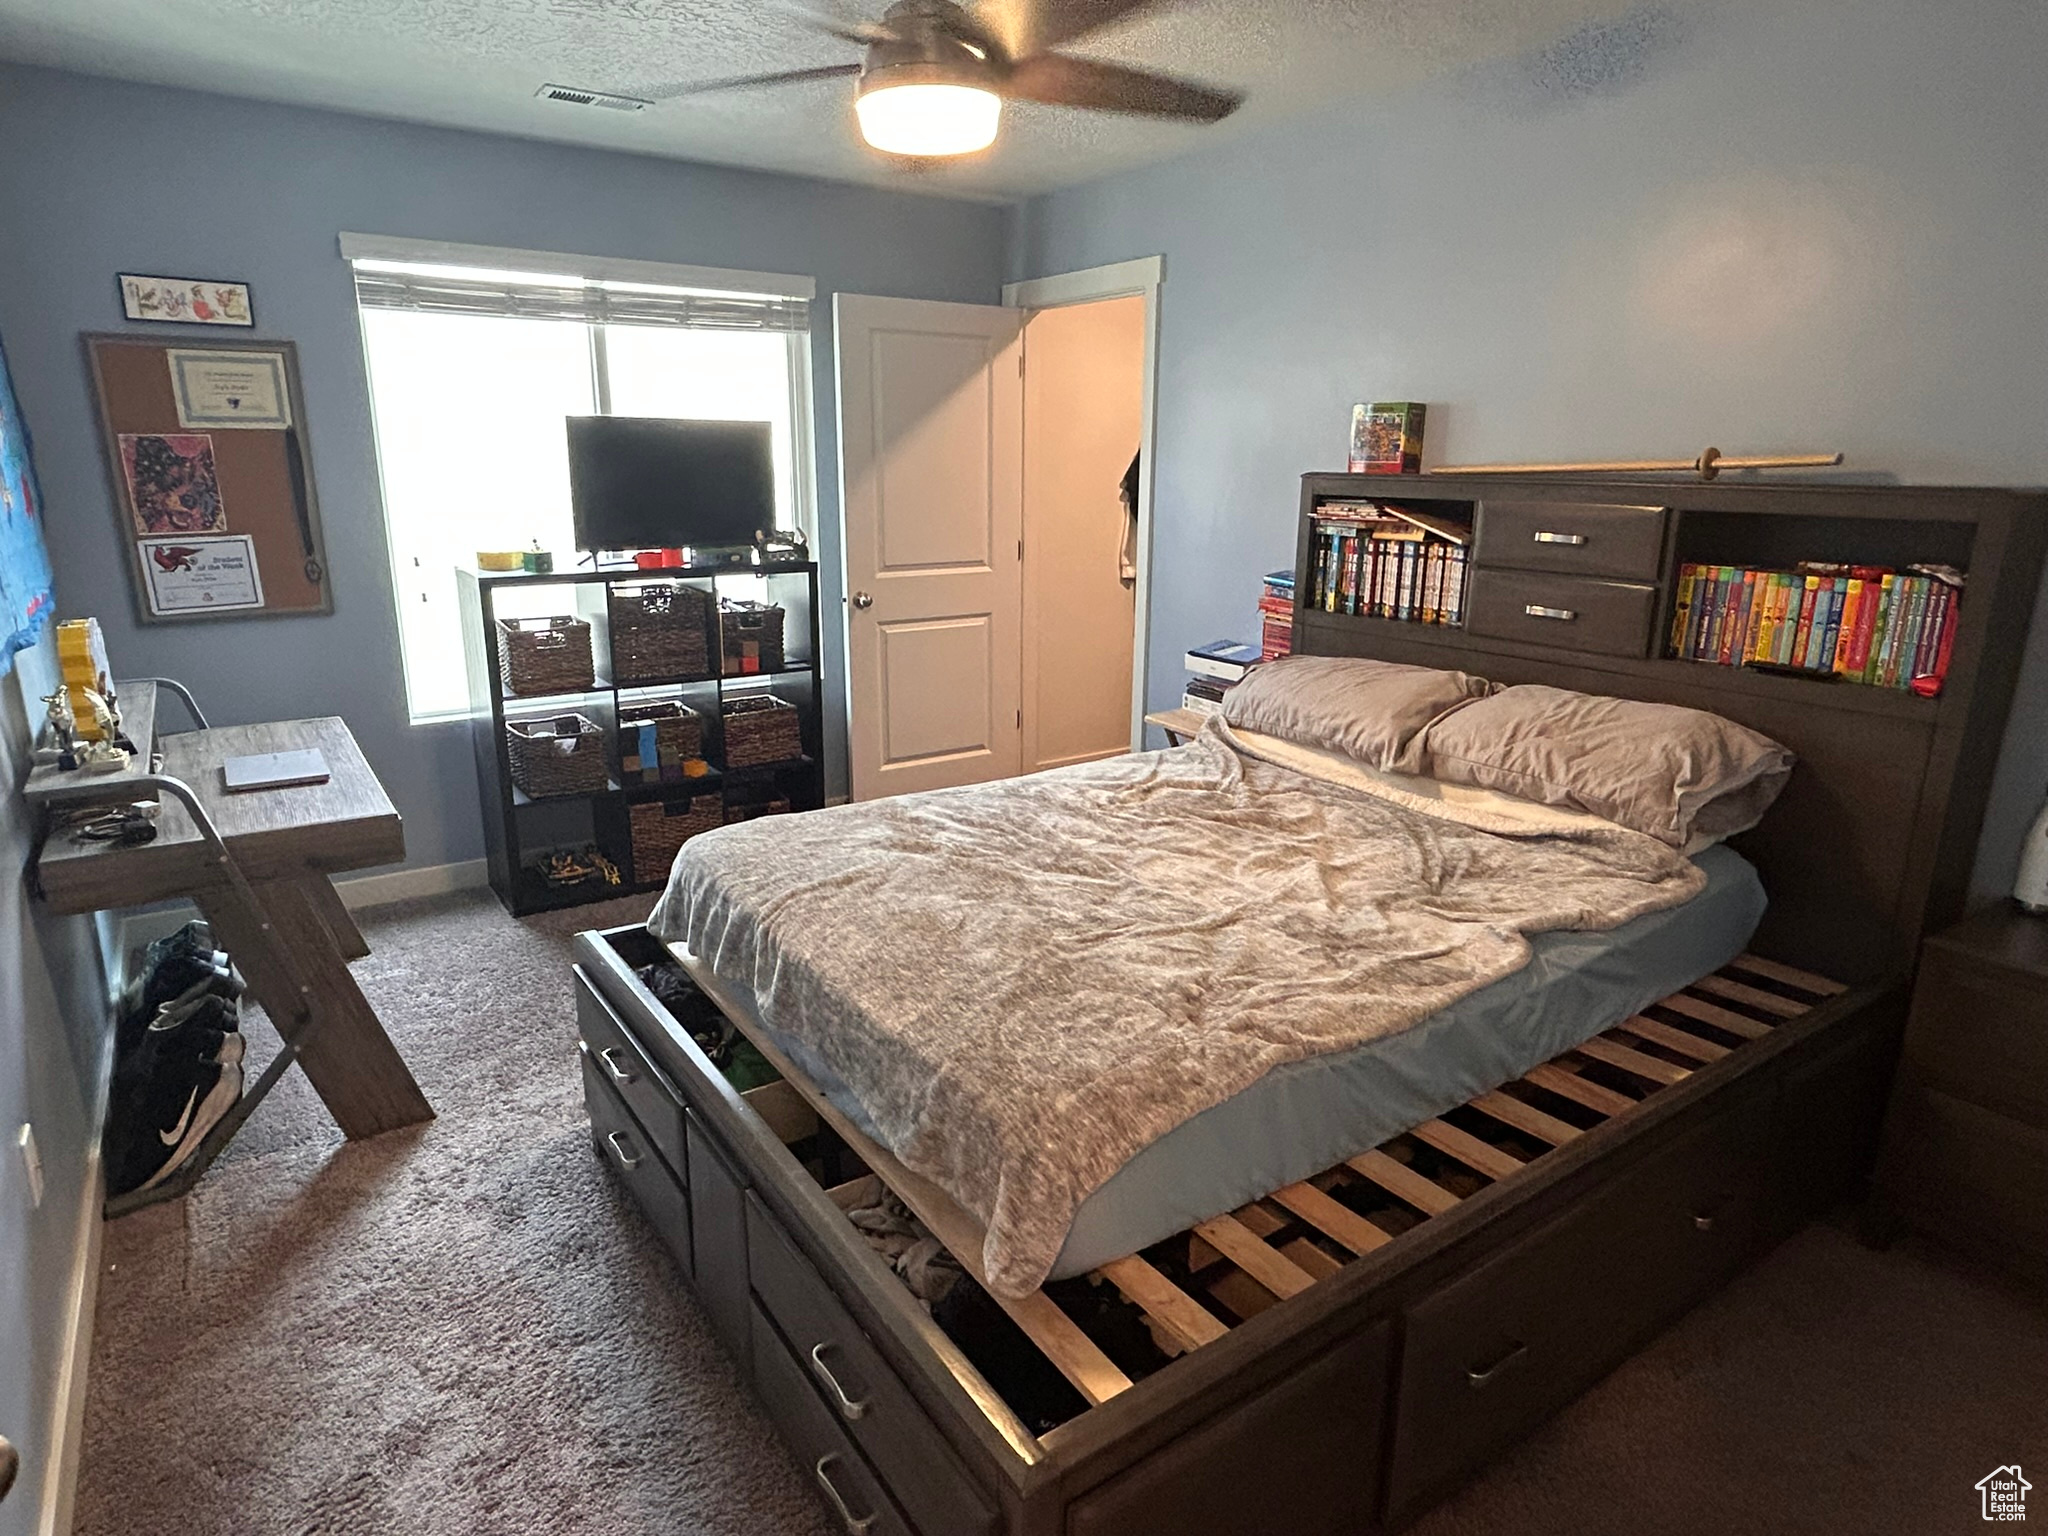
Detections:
1737,572,1768,664
1831,579,1865,673
1670,564,1699,656
1814,579,1846,672
1862,574,1896,685
1789,576,1821,669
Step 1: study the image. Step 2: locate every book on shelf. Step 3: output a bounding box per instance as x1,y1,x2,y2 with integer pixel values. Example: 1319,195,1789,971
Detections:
1306,514,1468,627
1670,560,1963,694
1261,612,1293,661
1185,638,1262,681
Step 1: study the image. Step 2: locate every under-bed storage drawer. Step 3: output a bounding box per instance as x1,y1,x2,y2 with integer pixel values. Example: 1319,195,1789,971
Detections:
1475,500,1667,580
575,965,687,1177
1386,1094,1768,1520
748,1193,998,1536
581,1044,693,1279
753,1300,920,1536
1066,1321,1393,1536
690,1112,753,1360
1463,569,1659,657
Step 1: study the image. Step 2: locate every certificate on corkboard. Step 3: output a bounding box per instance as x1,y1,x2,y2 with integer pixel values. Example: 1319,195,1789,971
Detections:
85,333,331,623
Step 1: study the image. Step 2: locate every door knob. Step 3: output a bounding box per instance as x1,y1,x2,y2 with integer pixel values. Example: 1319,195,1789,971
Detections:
850,591,873,609
0,1433,17,1503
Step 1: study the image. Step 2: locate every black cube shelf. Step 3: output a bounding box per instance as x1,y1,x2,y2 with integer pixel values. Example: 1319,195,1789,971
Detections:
457,560,825,916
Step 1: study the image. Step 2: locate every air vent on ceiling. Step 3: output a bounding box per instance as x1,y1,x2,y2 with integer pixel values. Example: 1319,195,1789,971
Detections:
536,83,649,112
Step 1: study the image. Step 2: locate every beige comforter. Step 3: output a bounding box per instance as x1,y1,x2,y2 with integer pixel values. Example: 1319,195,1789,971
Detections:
649,722,1704,1297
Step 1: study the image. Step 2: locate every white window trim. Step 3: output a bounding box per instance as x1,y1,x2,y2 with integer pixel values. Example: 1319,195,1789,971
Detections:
342,234,820,726
337,232,816,300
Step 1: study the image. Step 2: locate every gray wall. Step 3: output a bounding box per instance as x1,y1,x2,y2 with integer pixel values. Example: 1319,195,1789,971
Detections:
0,61,1008,870
0,630,108,1536
1007,0,2048,895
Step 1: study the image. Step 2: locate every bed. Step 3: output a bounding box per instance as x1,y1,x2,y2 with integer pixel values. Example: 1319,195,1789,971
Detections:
572,474,2047,1536
649,715,1771,1294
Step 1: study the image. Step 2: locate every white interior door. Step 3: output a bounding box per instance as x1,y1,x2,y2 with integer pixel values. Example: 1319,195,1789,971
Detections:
836,293,1024,801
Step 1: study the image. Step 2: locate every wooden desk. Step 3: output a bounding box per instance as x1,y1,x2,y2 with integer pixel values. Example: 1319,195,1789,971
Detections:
1144,707,1213,745
37,705,432,1141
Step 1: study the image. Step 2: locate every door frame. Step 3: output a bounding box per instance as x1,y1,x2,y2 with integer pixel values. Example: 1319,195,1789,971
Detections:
1002,255,1163,752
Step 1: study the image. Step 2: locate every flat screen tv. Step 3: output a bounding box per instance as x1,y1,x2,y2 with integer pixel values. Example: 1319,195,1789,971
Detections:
566,416,775,553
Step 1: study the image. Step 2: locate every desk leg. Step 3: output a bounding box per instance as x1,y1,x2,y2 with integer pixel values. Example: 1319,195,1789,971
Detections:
199,878,434,1140
297,873,371,962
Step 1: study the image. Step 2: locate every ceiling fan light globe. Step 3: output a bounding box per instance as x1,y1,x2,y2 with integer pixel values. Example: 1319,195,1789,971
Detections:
855,81,1001,156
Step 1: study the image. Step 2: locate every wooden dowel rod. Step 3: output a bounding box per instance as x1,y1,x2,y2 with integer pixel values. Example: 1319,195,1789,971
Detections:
1432,447,1842,480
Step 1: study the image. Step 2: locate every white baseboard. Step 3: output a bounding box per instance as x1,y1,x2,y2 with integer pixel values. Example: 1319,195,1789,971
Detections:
334,858,490,911
39,1048,110,1536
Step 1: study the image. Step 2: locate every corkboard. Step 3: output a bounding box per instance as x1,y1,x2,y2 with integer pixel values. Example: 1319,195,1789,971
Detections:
84,333,332,622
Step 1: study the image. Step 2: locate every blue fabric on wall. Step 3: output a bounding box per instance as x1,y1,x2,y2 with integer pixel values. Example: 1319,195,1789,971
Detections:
0,332,55,675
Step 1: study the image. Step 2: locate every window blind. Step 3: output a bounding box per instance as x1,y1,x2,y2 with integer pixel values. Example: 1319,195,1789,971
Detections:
350,266,810,333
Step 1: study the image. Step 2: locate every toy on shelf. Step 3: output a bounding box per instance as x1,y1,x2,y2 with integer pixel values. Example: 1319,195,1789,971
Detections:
56,617,118,742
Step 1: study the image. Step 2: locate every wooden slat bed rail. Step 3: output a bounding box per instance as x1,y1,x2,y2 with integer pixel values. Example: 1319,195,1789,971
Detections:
708,955,1837,1411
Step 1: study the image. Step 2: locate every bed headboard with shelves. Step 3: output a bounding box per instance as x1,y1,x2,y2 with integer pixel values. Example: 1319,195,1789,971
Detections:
1293,473,2048,985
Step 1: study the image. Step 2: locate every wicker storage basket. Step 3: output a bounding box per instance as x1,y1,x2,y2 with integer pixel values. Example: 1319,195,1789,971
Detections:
720,601,787,676
506,713,608,798
629,794,724,882
497,616,595,697
618,699,705,783
722,695,804,767
610,582,713,685
724,796,792,824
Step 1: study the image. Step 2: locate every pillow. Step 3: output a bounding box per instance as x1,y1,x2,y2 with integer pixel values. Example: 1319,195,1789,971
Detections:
1418,684,1794,848
1219,654,1493,772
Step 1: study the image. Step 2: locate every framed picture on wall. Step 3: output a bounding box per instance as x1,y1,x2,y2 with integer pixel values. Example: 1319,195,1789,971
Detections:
117,274,255,328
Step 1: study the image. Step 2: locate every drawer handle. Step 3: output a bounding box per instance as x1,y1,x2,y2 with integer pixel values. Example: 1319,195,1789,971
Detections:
604,1130,643,1171
1465,1342,1528,1389
1532,531,1588,545
813,1454,877,1536
1693,1213,1717,1233
1523,604,1578,622
808,1342,870,1422
597,1046,638,1085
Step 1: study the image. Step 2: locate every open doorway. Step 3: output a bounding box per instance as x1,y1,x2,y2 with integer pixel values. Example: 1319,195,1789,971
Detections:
1019,293,1145,771
832,258,1159,801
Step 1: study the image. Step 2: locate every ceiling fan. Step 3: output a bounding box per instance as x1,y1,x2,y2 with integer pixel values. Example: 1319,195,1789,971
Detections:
572,0,1244,158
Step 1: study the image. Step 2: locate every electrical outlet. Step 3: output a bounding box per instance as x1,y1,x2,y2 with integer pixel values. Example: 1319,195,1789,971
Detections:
17,1124,43,1209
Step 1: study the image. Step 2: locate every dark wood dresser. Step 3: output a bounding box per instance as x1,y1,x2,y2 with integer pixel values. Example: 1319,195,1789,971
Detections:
1875,906,2048,1284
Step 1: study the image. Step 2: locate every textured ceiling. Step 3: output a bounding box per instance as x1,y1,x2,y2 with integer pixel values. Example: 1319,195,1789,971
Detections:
0,0,1645,198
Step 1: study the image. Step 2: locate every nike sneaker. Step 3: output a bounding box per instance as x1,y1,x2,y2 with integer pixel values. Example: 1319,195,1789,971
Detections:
105,995,244,1198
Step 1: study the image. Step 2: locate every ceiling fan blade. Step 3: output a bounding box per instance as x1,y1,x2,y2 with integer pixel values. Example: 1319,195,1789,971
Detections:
976,0,1162,58
1002,53,1242,121
641,62,865,100
768,1,894,46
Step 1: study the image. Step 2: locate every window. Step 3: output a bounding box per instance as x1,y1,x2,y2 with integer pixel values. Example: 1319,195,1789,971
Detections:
345,238,814,723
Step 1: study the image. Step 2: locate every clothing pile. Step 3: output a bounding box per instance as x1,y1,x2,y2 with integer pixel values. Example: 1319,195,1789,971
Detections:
838,1175,964,1308
103,921,246,1198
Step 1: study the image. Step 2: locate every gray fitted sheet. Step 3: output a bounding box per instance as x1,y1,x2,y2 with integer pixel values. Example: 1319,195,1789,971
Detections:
687,842,1764,1282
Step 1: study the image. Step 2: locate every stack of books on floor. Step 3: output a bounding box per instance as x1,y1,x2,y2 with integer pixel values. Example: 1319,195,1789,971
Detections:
1308,500,1469,624
1183,639,1260,715
1670,561,1964,694
1258,570,1295,659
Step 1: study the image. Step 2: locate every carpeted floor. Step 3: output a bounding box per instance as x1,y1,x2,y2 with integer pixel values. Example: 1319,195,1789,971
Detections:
73,891,2048,1536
